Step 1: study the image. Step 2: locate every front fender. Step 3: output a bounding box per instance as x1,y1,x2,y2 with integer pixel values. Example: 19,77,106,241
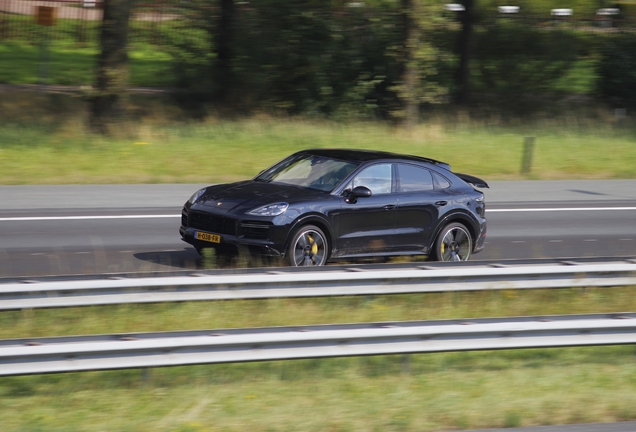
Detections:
282,214,336,256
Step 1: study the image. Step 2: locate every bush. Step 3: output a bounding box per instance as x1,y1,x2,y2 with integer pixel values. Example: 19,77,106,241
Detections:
472,21,578,110
596,33,636,108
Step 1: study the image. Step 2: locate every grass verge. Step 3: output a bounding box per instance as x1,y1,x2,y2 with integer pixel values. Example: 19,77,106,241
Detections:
1,286,636,430
0,92,635,184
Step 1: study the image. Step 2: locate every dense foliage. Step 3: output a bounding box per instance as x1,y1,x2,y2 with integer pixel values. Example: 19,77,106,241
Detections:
162,0,622,118
3,0,636,119
167,0,444,118
596,33,636,108
472,21,578,110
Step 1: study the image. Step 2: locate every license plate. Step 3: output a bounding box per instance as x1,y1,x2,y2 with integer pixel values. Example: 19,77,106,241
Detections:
195,231,221,243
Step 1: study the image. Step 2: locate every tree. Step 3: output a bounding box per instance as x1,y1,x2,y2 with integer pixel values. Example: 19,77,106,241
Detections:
401,0,420,127
214,0,236,102
392,0,450,125
456,0,474,104
89,0,134,134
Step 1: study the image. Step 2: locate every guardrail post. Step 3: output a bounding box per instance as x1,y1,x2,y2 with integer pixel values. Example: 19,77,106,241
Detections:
402,354,411,374
521,136,535,175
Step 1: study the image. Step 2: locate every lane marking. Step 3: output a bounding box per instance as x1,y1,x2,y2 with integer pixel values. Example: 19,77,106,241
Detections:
549,240,563,243
584,239,598,242
489,207,636,213
0,215,179,221
0,206,634,222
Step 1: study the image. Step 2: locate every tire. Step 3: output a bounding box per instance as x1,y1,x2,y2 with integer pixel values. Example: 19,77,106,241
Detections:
432,222,473,262
287,225,329,267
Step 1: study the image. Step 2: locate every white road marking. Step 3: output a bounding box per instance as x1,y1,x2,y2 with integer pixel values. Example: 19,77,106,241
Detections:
584,239,598,242
549,240,563,243
0,215,178,221
0,206,633,222
489,207,636,213
619,239,634,241
511,241,526,243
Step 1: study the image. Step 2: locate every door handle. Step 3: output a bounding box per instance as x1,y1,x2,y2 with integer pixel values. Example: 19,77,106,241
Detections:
435,201,448,207
383,205,396,210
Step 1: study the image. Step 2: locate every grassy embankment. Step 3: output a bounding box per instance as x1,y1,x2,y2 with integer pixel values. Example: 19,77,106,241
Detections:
2,287,636,431
1,92,635,184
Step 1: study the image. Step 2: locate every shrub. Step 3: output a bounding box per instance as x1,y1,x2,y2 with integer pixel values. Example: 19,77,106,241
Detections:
596,33,636,108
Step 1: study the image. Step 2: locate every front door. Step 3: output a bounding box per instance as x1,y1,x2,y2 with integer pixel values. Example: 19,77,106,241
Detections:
334,163,397,256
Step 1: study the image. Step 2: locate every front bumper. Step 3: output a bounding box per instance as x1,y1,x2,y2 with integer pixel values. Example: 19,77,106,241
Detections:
180,205,289,256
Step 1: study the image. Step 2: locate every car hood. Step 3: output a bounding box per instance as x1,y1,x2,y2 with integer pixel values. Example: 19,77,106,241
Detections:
194,181,328,213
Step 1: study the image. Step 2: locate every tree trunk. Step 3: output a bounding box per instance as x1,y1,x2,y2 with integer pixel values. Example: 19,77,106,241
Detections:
214,0,235,102
456,0,474,104
401,0,419,128
89,0,133,134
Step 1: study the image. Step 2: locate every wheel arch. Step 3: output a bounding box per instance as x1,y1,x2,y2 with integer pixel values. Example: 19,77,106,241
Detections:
428,211,479,253
283,214,335,258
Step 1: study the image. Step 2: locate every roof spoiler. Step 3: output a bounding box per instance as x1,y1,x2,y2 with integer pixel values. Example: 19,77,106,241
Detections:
455,173,489,189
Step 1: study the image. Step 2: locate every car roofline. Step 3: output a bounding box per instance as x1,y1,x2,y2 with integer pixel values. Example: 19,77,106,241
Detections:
299,148,451,170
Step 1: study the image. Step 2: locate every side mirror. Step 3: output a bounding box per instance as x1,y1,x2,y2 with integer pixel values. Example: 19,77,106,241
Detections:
345,186,372,203
351,186,372,198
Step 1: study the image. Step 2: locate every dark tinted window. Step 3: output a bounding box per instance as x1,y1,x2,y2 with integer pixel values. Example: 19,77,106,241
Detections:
432,172,451,189
397,164,434,193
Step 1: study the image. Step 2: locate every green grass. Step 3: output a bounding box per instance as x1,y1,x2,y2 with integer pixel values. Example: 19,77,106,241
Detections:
0,40,173,86
2,287,636,431
2,354,636,431
0,38,602,94
0,92,635,184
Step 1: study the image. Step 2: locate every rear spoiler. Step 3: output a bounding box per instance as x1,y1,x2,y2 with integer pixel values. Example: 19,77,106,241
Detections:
455,173,489,189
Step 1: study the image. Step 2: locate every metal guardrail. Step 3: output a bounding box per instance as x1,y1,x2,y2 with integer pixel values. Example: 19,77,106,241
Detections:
2,313,635,376
1,261,636,310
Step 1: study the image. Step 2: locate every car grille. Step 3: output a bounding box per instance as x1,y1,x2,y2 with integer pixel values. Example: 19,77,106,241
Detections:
240,221,272,240
187,210,237,236
181,209,188,228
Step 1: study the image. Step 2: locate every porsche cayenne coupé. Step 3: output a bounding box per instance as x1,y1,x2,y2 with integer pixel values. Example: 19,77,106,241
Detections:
180,149,488,266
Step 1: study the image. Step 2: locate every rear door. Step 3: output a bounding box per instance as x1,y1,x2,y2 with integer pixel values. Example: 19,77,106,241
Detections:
393,163,452,253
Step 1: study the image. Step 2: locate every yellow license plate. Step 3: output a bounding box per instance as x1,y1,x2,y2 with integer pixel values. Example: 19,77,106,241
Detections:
195,231,221,243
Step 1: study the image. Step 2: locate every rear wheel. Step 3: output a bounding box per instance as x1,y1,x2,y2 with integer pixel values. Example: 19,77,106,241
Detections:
288,225,329,267
432,222,473,262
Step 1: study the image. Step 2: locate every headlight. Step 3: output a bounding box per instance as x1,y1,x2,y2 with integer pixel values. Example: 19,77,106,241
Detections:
247,202,289,216
188,188,206,204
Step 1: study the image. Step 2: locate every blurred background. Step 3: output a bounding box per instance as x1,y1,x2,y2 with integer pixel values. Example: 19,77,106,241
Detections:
1,0,636,122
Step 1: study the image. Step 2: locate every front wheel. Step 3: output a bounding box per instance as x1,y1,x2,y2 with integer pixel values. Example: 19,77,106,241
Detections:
288,225,329,267
432,222,473,262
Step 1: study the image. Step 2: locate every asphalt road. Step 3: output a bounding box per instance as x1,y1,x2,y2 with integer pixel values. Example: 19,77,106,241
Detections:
0,180,635,278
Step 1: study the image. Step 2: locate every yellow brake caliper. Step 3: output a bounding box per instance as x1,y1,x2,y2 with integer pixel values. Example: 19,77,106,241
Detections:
308,234,318,255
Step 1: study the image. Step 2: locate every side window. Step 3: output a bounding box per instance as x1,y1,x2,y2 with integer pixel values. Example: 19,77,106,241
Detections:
350,164,392,195
432,172,451,189
396,164,434,193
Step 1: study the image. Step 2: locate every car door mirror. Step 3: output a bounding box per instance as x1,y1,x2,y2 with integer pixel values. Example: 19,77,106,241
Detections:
345,186,372,204
351,186,372,198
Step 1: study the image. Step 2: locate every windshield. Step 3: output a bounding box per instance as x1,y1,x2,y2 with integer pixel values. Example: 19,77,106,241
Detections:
255,154,359,192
